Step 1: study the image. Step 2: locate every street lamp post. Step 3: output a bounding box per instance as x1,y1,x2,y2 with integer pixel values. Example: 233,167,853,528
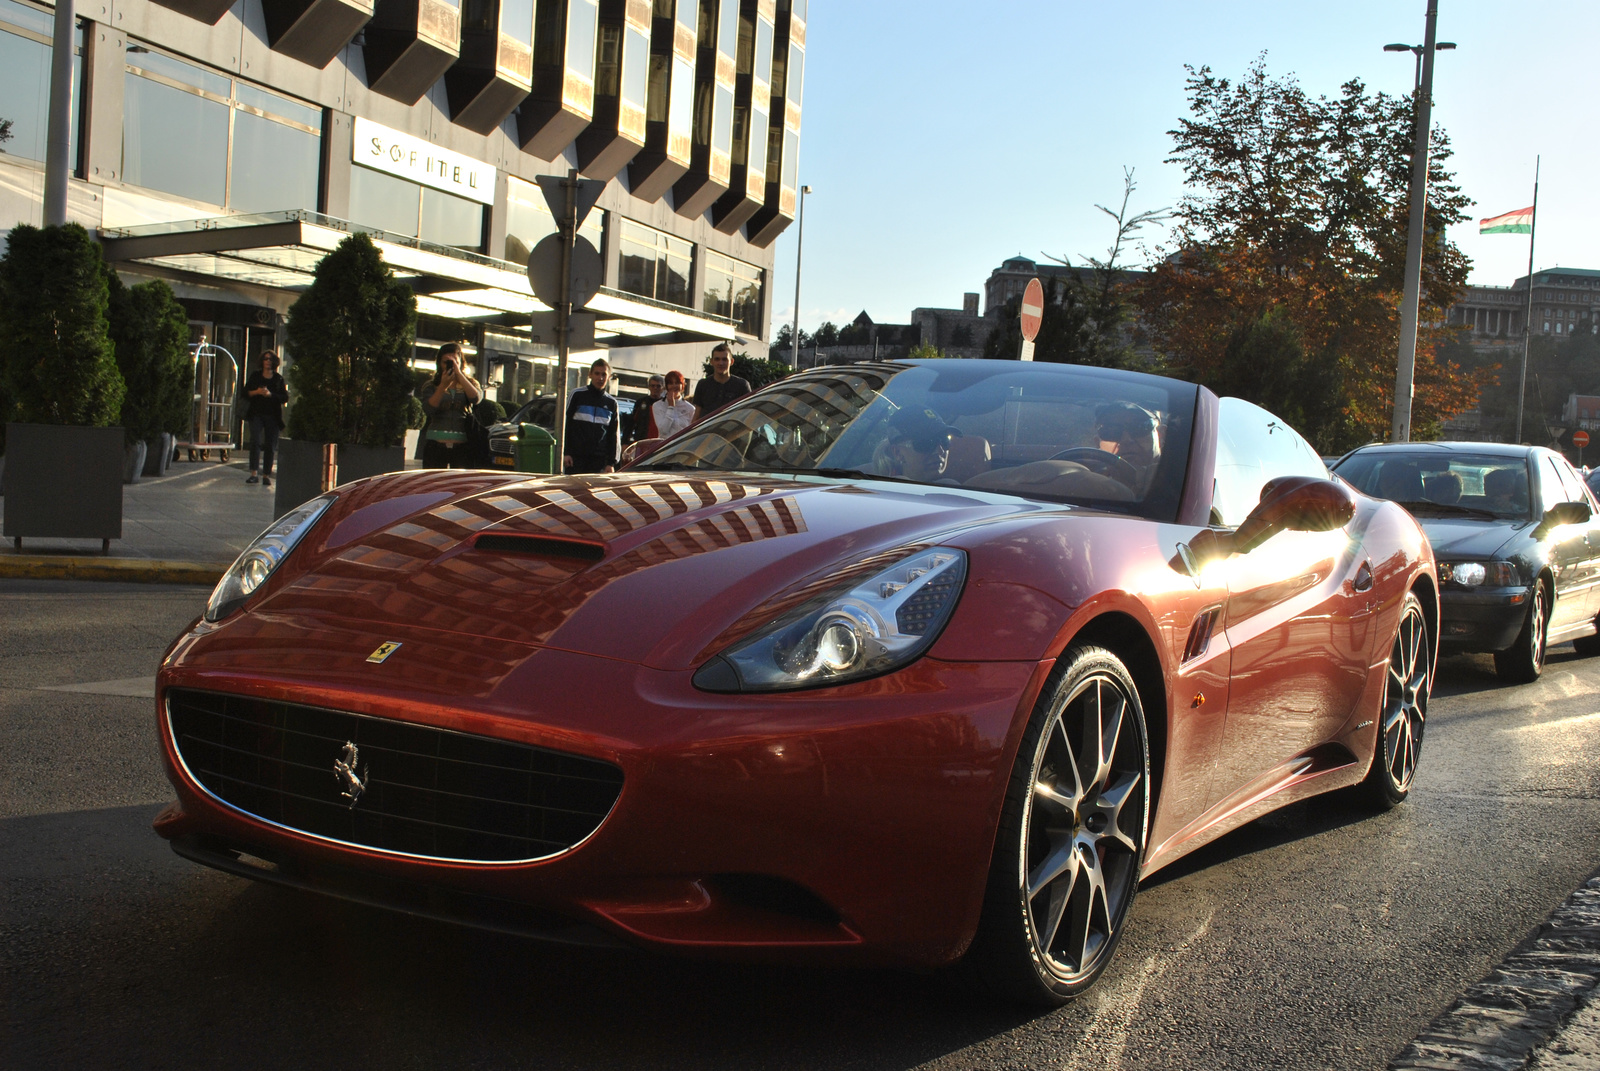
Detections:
1385,5,1455,443
791,185,811,369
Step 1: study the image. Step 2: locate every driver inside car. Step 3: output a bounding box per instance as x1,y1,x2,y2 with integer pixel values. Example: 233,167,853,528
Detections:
872,407,960,483
1095,402,1162,493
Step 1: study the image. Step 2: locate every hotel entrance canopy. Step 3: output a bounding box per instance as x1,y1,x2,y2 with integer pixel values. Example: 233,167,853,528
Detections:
99,210,740,345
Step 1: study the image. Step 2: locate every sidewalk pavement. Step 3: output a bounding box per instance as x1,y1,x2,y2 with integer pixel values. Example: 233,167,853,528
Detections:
1,457,1598,1068
0,457,277,583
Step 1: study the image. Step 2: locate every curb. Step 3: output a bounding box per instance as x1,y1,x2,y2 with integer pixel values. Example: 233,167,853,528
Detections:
1390,872,1600,1070
0,555,226,585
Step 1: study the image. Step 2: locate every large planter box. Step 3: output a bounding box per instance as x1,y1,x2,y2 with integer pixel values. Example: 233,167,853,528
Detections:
4,423,124,549
273,439,407,518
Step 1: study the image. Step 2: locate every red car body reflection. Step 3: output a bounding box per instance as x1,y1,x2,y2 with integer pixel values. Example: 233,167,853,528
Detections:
153,363,1436,997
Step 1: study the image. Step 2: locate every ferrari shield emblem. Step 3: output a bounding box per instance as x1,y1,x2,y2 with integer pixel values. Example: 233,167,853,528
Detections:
366,641,402,664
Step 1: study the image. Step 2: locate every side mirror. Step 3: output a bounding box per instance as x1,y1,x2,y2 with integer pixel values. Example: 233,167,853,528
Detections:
621,437,666,468
1535,499,1591,537
1177,476,1356,571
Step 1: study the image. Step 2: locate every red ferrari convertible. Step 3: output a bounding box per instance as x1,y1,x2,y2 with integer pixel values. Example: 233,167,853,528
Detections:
154,359,1435,1004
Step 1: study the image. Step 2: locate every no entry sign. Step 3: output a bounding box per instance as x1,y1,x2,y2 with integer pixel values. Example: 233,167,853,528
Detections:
1019,278,1044,341
1018,277,1043,361
1575,430,1591,448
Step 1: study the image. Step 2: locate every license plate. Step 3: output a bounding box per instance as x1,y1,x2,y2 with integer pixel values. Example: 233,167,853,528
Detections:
492,455,514,467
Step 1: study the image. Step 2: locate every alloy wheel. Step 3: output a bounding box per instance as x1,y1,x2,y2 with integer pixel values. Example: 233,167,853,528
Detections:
1529,585,1546,671
1380,602,1430,792
1022,673,1146,983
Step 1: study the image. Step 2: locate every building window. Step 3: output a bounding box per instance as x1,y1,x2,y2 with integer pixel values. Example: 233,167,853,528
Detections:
123,44,320,213
703,249,761,334
618,217,691,307
0,1,86,172
350,164,487,251
503,174,604,266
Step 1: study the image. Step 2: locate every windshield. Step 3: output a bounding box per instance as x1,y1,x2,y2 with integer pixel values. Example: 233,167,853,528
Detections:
638,361,1198,519
1335,451,1532,521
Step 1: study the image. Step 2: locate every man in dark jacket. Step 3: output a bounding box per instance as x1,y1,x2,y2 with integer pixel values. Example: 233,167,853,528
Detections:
242,351,289,486
690,342,751,421
564,358,620,474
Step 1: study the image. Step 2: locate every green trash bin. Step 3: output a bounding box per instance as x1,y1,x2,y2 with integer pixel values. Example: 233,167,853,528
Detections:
516,423,556,474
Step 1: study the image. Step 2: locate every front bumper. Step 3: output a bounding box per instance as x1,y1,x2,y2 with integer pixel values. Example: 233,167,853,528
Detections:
1437,585,1531,653
154,621,1044,968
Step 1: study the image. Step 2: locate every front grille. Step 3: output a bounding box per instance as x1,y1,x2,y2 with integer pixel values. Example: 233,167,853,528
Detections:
167,688,624,863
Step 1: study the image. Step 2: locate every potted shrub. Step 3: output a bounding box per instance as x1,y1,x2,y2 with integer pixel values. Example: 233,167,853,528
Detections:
109,274,190,482
275,232,418,516
0,223,126,550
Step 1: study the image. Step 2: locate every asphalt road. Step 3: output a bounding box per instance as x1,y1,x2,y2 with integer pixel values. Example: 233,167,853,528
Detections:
4,579,1599,1071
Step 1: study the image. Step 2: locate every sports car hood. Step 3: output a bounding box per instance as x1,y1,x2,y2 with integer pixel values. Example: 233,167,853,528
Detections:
1413,516,1524,561
251,471,1051,671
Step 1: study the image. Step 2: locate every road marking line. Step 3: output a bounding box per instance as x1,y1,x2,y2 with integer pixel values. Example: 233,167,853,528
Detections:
38,677,156,698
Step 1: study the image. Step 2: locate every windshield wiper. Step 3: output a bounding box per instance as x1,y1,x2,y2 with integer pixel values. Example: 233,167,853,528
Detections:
636,461,702,471
736,465,918,483
1392,500,1503,520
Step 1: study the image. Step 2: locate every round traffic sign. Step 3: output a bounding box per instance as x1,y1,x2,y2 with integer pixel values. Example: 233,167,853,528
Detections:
527,234,603,310
1019,277,1044,342
1575,430,1591,448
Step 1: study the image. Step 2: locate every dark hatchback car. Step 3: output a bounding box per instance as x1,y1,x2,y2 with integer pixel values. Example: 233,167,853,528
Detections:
1334,442,1600,682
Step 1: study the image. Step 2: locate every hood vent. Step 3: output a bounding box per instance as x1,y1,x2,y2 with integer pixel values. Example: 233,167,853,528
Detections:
473,534,607,561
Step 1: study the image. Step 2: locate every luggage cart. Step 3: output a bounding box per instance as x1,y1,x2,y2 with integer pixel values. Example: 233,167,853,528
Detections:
177,342,239,461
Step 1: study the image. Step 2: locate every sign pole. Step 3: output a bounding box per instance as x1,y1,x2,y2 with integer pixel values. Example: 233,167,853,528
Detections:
1515,156,1540,446
554,169,576,474
1390,0,1440,444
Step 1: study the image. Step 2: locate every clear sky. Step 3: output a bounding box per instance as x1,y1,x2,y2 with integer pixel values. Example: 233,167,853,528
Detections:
767,0,1600,335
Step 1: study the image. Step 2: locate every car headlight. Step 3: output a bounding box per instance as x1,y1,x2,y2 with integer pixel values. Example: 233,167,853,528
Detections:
694,548,968,693
1439,561,1517,588
204,495,335,622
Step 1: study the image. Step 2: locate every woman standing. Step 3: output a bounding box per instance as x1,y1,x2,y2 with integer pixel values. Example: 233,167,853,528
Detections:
651,370,696,440
242,351,288,486
420,343,485,469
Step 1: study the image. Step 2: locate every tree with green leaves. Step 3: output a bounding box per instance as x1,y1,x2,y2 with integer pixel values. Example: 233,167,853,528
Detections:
284,232,418,447
0,223,124,443
1137,56,1488,450
108,274,191,445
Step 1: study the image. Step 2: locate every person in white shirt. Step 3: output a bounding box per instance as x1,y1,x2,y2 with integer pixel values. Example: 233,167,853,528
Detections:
652,370,696,440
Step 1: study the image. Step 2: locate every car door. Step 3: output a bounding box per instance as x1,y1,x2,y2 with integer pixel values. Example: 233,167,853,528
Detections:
1536,453,1592,631
1550,453,1600,628
1208,399,1374,804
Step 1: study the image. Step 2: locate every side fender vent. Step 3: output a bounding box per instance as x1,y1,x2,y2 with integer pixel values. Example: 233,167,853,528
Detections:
1183,606,1222,664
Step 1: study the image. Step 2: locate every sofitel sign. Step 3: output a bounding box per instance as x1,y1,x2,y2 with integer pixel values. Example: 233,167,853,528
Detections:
352,117,496,206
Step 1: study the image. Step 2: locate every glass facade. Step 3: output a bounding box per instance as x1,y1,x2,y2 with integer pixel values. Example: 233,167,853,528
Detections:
703,249,761,334
0,1,85,171
123,45,320,212
350,164,486,250
618,217,691,307
504,174,604,265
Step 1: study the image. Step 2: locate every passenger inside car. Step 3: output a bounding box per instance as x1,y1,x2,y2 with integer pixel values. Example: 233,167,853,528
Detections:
1483,467,1530,516
1423,472,1463,505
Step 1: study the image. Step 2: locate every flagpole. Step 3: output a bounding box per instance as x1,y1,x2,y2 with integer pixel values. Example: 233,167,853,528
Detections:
1515,156,1540,445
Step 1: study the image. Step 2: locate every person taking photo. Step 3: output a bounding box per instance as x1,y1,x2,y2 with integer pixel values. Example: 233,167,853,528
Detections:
420,343,485,469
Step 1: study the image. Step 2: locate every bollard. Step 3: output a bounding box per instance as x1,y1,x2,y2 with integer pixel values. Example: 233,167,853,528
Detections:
321,443,338,492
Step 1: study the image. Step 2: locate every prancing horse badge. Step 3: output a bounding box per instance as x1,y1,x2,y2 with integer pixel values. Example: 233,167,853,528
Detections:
367,641,402,664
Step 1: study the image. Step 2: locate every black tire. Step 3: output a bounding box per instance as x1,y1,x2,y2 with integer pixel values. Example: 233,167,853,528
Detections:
1357,591,1430,810
1494,580,1548,683
1571,620,1600,658
959,646,1150,1006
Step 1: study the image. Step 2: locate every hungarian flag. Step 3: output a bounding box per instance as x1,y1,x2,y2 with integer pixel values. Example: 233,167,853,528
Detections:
1480,206,1533,234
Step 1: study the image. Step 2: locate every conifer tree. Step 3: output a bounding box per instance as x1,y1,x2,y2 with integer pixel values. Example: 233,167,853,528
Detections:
284,233,417,447
0,223,124,437
109,274,191,444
